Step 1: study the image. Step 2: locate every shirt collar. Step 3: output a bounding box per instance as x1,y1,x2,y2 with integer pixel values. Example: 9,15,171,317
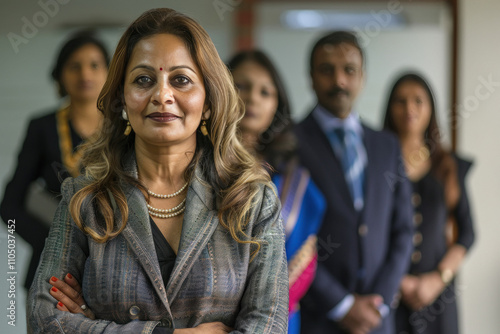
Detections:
312,104,363,136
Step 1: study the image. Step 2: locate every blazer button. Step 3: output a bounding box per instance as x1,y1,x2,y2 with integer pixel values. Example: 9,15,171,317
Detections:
358,224,368,237
413,232,423,246
161,318,172,328
411,250,422,263
129,305,141,319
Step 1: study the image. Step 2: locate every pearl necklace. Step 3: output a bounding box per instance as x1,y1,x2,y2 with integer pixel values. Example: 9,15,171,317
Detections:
147,196,186,219
147,182,188,199
146,182,188,219
148,205,185,219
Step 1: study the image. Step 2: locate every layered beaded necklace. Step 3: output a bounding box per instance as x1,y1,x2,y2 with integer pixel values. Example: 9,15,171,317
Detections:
146,182,188,219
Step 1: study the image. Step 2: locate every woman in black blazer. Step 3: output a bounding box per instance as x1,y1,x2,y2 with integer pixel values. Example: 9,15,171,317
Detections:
383,73,475,334
0,30,108,289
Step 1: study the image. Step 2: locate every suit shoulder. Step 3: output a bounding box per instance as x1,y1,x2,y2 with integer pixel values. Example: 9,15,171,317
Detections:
364,126,401,157
294,112,317,140
363,125,399,145
295,112,314,129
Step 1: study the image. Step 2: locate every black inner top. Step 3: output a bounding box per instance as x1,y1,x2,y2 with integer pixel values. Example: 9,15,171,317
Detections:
149,216,177,288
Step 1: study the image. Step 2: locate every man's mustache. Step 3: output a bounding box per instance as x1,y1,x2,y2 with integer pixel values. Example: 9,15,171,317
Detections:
326,87,349,97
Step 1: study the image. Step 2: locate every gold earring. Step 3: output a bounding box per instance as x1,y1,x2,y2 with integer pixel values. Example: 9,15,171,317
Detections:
200,120,208,136
124,121,132,136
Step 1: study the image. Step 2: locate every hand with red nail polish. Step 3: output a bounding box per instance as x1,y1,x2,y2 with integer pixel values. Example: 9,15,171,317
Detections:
49,273,95,320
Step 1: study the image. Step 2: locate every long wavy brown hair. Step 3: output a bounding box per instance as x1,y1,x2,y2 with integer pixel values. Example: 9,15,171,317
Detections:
383,73,460,211
70,8,270,256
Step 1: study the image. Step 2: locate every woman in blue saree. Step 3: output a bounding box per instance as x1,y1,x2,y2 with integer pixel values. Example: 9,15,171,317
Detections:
228,50,326,334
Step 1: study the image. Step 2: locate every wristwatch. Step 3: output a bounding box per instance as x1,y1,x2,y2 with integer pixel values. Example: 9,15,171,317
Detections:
438,268,454,285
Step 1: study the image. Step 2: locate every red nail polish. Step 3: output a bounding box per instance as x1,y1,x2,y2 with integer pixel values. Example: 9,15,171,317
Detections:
58,302,63,307
66,273,73,279
50,276,57,282
51,287,58,292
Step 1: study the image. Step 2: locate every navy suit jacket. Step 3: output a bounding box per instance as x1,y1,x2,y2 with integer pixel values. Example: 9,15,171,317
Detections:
295,113,414,334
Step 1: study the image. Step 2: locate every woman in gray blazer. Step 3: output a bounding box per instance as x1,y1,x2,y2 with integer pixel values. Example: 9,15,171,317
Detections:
27,8,288,334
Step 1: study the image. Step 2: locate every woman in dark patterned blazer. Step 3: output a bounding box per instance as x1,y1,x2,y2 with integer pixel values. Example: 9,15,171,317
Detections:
383,73,475,334
27,8,288,334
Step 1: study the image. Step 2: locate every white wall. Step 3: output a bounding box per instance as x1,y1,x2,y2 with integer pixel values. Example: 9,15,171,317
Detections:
458,0,500,332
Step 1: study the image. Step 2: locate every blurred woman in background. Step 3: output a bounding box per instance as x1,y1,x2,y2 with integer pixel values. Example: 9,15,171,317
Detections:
0,30,109,289
383,73,475,334
228,50,326,334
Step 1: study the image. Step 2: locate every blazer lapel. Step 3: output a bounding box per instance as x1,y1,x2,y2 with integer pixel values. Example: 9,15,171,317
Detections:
360,125,377,222
302,114,355,212
119,151,220,308
166,166,219,302
119,152,173,317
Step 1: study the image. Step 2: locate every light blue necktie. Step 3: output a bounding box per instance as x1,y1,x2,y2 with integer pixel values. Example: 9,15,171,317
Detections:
331,126,365,211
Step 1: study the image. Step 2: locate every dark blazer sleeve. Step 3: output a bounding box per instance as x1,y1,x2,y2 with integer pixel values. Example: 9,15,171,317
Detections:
454,155,475,250
370,140,414,306
0,118,49,245
304,262,350,313
27,178,162,334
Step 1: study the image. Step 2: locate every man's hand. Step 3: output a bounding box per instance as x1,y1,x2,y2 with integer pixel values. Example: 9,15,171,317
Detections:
339,294,383,334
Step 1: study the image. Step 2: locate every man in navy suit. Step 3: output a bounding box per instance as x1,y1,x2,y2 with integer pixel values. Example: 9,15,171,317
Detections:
296,31,414,334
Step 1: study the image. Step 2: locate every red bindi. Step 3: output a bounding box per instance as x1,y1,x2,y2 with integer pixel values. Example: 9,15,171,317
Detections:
160,67,163,71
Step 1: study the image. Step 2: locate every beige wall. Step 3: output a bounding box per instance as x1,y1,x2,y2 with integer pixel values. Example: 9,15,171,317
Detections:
458,0,500,332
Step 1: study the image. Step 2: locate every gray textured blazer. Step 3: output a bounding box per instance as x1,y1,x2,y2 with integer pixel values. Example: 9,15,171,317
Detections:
27,152,289,333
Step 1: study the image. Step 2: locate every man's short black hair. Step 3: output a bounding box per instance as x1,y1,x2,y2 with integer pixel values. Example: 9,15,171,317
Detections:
309,31,365,72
